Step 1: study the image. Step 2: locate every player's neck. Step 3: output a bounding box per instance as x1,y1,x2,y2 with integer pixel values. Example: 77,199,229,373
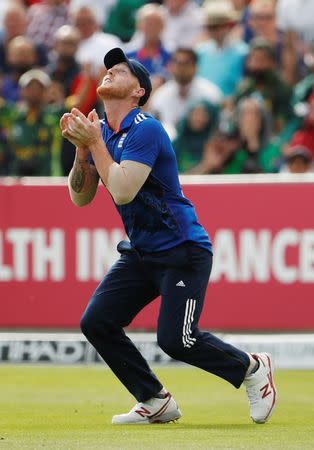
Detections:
104,100,139,132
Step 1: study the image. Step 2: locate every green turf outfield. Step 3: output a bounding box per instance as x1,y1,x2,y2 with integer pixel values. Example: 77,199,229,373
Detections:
0,365,313,449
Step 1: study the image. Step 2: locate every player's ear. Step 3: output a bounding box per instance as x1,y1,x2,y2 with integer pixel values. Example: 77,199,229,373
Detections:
134,87,145,103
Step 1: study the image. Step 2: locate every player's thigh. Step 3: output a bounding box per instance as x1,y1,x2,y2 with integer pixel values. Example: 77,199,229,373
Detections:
83,254,159,328
157,247,212,335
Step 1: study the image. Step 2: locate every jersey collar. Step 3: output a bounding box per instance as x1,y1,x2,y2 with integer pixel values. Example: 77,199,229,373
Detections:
104,107,141,133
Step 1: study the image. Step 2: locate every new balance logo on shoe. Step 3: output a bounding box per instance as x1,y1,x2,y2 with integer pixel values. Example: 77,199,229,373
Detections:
244,352,277,424
176,280,186,287
260,374,273,399
135,406,151,417
112,392,182,424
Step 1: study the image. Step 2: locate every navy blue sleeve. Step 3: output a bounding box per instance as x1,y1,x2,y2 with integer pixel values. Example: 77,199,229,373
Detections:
120,119,162,168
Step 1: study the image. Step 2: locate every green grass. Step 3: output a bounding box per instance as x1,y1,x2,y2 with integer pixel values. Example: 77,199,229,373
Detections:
0,365,313,449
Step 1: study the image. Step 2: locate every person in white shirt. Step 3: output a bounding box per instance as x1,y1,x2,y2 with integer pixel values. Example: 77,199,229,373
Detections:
69,0,117,28
162,0,205,51
276,0,314,83
149,47,222,138
277,0,314,46
71,5,121,77
0,0,22,35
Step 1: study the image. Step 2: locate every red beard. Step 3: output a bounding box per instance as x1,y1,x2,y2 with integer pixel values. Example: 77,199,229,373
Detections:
97,83,130,102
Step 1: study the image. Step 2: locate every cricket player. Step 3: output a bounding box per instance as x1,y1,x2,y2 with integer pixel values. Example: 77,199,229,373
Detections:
60,47,277,425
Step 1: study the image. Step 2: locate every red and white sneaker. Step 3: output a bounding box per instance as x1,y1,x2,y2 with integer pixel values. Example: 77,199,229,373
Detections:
243,352,277,424
112,392,182,424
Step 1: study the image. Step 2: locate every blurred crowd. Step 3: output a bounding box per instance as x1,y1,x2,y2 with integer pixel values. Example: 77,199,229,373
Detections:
1,0,314,177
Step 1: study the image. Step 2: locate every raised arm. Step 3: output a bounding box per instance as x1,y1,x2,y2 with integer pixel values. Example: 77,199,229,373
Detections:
64,108,151,205
60,112,99,207
68,148,100,207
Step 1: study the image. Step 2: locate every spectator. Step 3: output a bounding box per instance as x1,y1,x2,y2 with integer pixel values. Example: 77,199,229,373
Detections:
0,4,48,74
247,0,284,69
0,36,38,102
44,79,65,107
27,0,69,52
149,47,222,136
248,0,278,41
233,37,293,131
125,4,171,90
196,0,248,96
232,95,281,173
48,24,81,90
0,96,13,175
280,145,313,173
189,120,241,174
69,0,116,29
230,0,251,41
277,0,314,45
289,93,314,158
2,69,59,176
292,41,314,109
0,0,23,33
276,0,314,83
162,0,205,52
104,0,145,43
72,5,121,77
48,24,97,115
47,24,98,175
173,99,219,173
194,96,281,174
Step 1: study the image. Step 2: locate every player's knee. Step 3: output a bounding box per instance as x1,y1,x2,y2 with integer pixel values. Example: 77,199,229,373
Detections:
80,303,116,341
80,306,105,339
157,333,184,359
80,310,94,339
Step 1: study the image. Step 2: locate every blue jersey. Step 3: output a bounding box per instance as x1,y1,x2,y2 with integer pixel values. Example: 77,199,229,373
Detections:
99,108,212,254
126,46,171,78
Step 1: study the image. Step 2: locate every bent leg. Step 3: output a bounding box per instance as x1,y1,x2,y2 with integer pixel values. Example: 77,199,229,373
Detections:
156,247,250,388
80,253,162,402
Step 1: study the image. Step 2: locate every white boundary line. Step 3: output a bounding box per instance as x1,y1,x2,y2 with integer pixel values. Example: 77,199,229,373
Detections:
1,174,314,186
179,173,314,185
1,332,314,342
1,332,314,368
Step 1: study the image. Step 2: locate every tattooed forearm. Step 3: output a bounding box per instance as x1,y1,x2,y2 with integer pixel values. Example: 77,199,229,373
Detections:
68,151,99,206
70,159,88,193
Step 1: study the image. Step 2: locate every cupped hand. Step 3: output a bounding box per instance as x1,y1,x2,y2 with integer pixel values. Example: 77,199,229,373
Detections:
60,112,87,149
67,108,102,148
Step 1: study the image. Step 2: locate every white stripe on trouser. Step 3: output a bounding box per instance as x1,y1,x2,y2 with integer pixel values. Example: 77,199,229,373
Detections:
182,299,196,348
